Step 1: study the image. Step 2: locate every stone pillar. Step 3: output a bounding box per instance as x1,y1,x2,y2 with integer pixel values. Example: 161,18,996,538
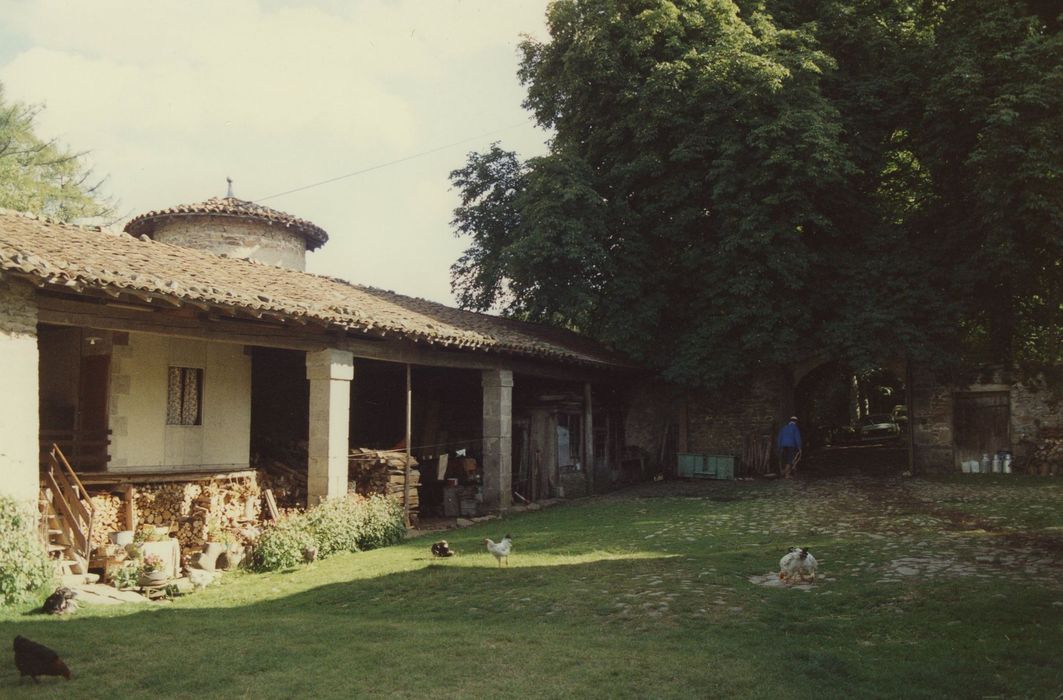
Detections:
0,280,40,506
482,369,513,512
306,349,354,505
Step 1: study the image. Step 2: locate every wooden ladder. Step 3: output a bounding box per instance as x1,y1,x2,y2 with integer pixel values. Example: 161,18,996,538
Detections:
39,444,95,576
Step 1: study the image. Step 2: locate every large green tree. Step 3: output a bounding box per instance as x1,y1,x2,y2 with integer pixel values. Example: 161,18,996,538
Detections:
913,0,1062,366
451,0,1061,386
0,84,113,222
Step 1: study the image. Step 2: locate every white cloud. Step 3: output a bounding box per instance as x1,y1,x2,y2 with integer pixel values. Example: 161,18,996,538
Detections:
0,0,552,304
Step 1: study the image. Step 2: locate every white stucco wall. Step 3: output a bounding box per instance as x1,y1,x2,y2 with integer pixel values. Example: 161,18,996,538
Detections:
109,333,251,471
0,279,40,504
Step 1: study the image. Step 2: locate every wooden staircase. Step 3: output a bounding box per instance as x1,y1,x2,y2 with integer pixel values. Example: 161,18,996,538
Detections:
39,444,95,576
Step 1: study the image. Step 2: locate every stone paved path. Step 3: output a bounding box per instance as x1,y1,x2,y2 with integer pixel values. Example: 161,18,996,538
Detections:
625,475,1063,589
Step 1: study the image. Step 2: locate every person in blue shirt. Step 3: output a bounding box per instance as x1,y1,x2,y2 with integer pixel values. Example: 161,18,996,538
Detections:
777,416,802,479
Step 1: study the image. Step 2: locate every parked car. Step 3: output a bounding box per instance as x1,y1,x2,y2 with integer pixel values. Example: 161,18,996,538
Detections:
859,413,901,441
891,405,909,432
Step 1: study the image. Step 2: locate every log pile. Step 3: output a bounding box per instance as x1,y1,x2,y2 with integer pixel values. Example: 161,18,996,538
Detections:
89,493,124,549
348,448,420,516
126,476,261,550
252,438,309,511
1028,436,1063,476
257,462,307,511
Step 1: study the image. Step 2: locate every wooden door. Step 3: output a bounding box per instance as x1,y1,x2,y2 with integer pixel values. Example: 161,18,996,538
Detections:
953,392,1009,467
77,354,110,470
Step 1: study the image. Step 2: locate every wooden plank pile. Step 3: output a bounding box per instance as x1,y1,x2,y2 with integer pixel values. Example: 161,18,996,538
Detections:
348,448,420,517
742,432,774,476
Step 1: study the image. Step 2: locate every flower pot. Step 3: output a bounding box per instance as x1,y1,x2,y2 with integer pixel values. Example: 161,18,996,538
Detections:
219,549,244,571
199,542,227,572
109,530,135,546
139,570,168,586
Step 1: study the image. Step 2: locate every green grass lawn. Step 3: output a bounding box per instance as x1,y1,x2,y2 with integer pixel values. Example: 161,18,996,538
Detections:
3,475,1062,699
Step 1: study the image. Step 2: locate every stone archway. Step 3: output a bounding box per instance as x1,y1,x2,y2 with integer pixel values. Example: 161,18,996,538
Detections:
791,356,911,474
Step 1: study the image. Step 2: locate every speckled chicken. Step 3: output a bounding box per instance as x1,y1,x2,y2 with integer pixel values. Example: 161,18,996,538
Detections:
778,547,818,583
431,540,454,557
42,587,78,615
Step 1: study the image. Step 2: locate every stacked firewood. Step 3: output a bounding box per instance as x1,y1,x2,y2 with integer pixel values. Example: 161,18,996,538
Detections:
133,477,261,549
257,462,307,510
348,448,420,516
89,493,124,549
1028,436,1062,476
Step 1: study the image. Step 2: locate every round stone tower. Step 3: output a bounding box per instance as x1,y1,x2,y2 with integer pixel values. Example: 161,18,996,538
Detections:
124,181,328,271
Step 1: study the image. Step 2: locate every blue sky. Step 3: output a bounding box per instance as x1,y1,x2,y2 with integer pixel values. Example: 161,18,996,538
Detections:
0,0,553,305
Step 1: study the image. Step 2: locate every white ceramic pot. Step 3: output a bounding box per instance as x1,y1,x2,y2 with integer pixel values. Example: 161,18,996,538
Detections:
109,530,135,546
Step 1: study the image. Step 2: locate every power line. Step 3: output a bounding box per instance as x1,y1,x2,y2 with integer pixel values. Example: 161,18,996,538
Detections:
254,120,534,203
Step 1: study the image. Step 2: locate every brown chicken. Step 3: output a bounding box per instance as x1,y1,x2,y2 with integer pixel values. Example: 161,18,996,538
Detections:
13,635,71,683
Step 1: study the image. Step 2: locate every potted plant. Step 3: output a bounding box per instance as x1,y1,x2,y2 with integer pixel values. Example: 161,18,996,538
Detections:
139,553,168,586
112,561,141,590
215,529,245,571
199,518,229,571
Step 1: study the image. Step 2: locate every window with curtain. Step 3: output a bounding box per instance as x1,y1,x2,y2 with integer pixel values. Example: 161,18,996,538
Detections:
167,367,203,425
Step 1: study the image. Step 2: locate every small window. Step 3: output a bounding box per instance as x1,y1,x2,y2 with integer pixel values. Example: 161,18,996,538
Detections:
167,367,203,425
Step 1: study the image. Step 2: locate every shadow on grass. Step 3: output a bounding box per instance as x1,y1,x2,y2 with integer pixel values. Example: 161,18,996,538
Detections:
3,479,1061,699
0,555,765,700
3,551,1059,700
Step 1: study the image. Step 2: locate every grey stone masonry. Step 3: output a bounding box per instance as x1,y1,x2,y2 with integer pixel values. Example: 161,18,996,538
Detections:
151,217,308,270
306,349,354,504
0,277,37,334
482,369,513,512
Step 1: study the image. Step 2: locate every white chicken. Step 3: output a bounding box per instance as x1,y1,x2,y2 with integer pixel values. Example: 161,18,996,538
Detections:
187,568,216,592
483,534,513,567
778,547,817,583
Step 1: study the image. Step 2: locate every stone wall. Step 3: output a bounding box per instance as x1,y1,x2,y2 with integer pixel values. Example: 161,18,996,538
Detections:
0,279,40,504
910,366,954,472
911,366,1062,472
623,380,676,471
624,367,790,474
151,216,308,270
1010,374,1062,450
686,367,791,459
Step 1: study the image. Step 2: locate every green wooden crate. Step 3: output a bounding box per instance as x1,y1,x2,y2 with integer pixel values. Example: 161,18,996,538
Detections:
679,453,735,479
677,453,706,478
695,458,716,478
707,454,735,480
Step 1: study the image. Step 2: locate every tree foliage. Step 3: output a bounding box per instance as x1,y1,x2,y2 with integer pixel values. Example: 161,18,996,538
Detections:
0,83,113,221
451,0,1062,387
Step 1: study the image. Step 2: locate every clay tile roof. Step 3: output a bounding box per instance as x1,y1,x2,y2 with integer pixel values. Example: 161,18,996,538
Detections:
125,196,329,250
0,210,630,368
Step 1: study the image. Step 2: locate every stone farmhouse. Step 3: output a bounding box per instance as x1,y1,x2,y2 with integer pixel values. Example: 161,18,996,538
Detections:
0,194,644,558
